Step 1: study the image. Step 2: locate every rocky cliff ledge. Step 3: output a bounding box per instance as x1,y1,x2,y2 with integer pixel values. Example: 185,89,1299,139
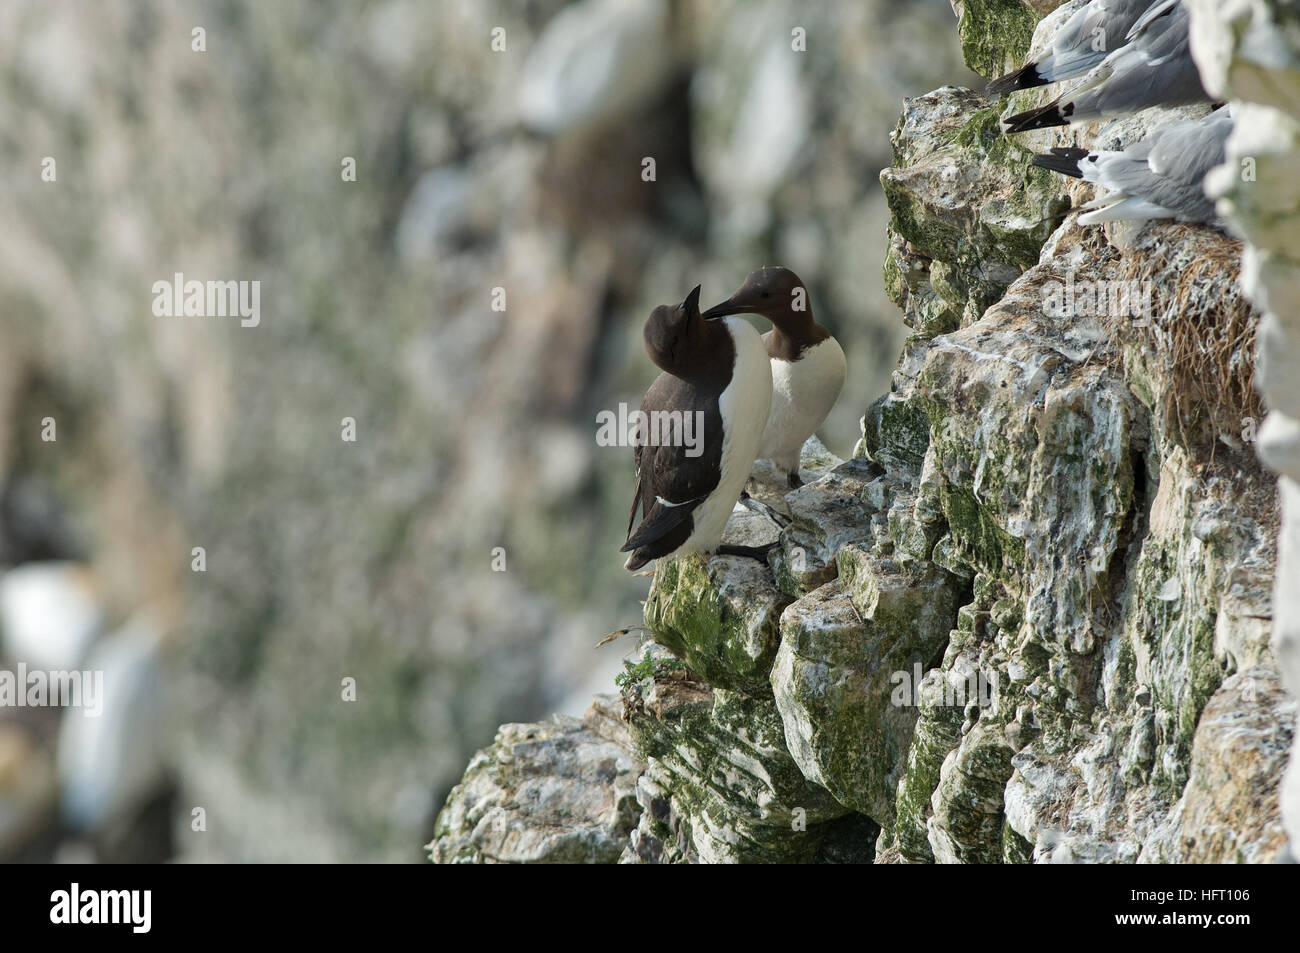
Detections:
429,0,1298,863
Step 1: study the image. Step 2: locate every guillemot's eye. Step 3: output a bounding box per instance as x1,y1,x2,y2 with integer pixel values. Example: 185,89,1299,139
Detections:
761,292,771,299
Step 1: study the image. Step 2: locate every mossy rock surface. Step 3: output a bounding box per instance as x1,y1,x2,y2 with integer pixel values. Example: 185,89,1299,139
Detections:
644,552,790,695
621,646,854,863
771,555,964,824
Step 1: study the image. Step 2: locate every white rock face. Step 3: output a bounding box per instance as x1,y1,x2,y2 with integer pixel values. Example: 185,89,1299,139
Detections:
428,694,644,863
517,0,676,136
1187,0,1300,858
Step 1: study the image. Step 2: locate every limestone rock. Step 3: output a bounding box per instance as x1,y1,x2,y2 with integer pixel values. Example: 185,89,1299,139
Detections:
771,458,884,597
1140,669,1295,863
952,0,1040,80
928,720,1015,864
772,554,963,824
621,644,856,862
892,668,971,862
428,695,644,864
643,550,789,696
881,86,1070,334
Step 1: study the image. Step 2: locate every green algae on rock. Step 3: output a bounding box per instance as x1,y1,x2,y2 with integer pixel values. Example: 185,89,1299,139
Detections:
952,0,1040,80
771,556,964,825
620,644,864,863
427,695,644,864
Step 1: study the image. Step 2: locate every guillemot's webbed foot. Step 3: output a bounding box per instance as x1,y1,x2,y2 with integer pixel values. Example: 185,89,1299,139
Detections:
787,471,804,489
716,542,777,563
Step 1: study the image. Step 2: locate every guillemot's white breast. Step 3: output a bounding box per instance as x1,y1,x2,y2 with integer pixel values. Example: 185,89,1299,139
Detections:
699,267,847,487
680,315,771,553
759,335,846,477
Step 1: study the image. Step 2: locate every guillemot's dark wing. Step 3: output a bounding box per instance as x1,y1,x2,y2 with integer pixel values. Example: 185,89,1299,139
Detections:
625,457,644,540
621,372,724,570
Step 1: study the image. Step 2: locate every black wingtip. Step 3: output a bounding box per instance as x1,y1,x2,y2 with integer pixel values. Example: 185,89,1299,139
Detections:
1030,147,1090,178
986,63,1044,97
1003,102,1070,133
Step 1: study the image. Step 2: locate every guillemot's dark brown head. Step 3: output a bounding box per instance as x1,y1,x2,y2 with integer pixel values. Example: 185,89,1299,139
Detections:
643,285,731,381
701,267,827,359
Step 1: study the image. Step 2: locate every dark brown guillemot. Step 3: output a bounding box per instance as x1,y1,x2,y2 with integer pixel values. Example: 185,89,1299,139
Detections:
622,285,773,572
702,267,846,488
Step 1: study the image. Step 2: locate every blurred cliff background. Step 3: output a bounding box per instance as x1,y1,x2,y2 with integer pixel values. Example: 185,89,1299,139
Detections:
0,0,975,861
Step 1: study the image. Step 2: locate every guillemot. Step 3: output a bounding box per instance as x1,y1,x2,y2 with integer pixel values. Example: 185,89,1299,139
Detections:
702,267,846,488
622,285,773,572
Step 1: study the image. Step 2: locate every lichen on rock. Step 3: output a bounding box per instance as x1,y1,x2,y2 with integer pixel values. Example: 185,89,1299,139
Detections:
619,643,871,863
427,695,644,864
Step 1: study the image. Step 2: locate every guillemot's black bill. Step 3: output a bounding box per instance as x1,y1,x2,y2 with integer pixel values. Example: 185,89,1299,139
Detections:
701,298,752,319
705,267,845,488
682,283,701,313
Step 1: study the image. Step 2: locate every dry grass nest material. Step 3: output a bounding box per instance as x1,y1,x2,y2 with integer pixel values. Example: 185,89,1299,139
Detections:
1115,227,1262,456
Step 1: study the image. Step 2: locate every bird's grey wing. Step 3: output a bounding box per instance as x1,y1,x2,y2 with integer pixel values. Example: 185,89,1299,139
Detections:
989,0,1156,94
1035,1,1115,82
1089,111,1229,220
1140,112,1231,218
1126,0,1179,41
1069,6,1205,121
1040,0,1158,78
1144,110,1233,179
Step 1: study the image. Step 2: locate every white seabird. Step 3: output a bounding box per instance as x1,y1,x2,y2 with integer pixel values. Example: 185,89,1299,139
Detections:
1002,0,1210,132
1030,106,1233,224
987,0,1163,97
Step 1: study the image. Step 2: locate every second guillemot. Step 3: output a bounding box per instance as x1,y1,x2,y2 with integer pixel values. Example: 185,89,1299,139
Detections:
622,285,773,571
702,267,846,488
